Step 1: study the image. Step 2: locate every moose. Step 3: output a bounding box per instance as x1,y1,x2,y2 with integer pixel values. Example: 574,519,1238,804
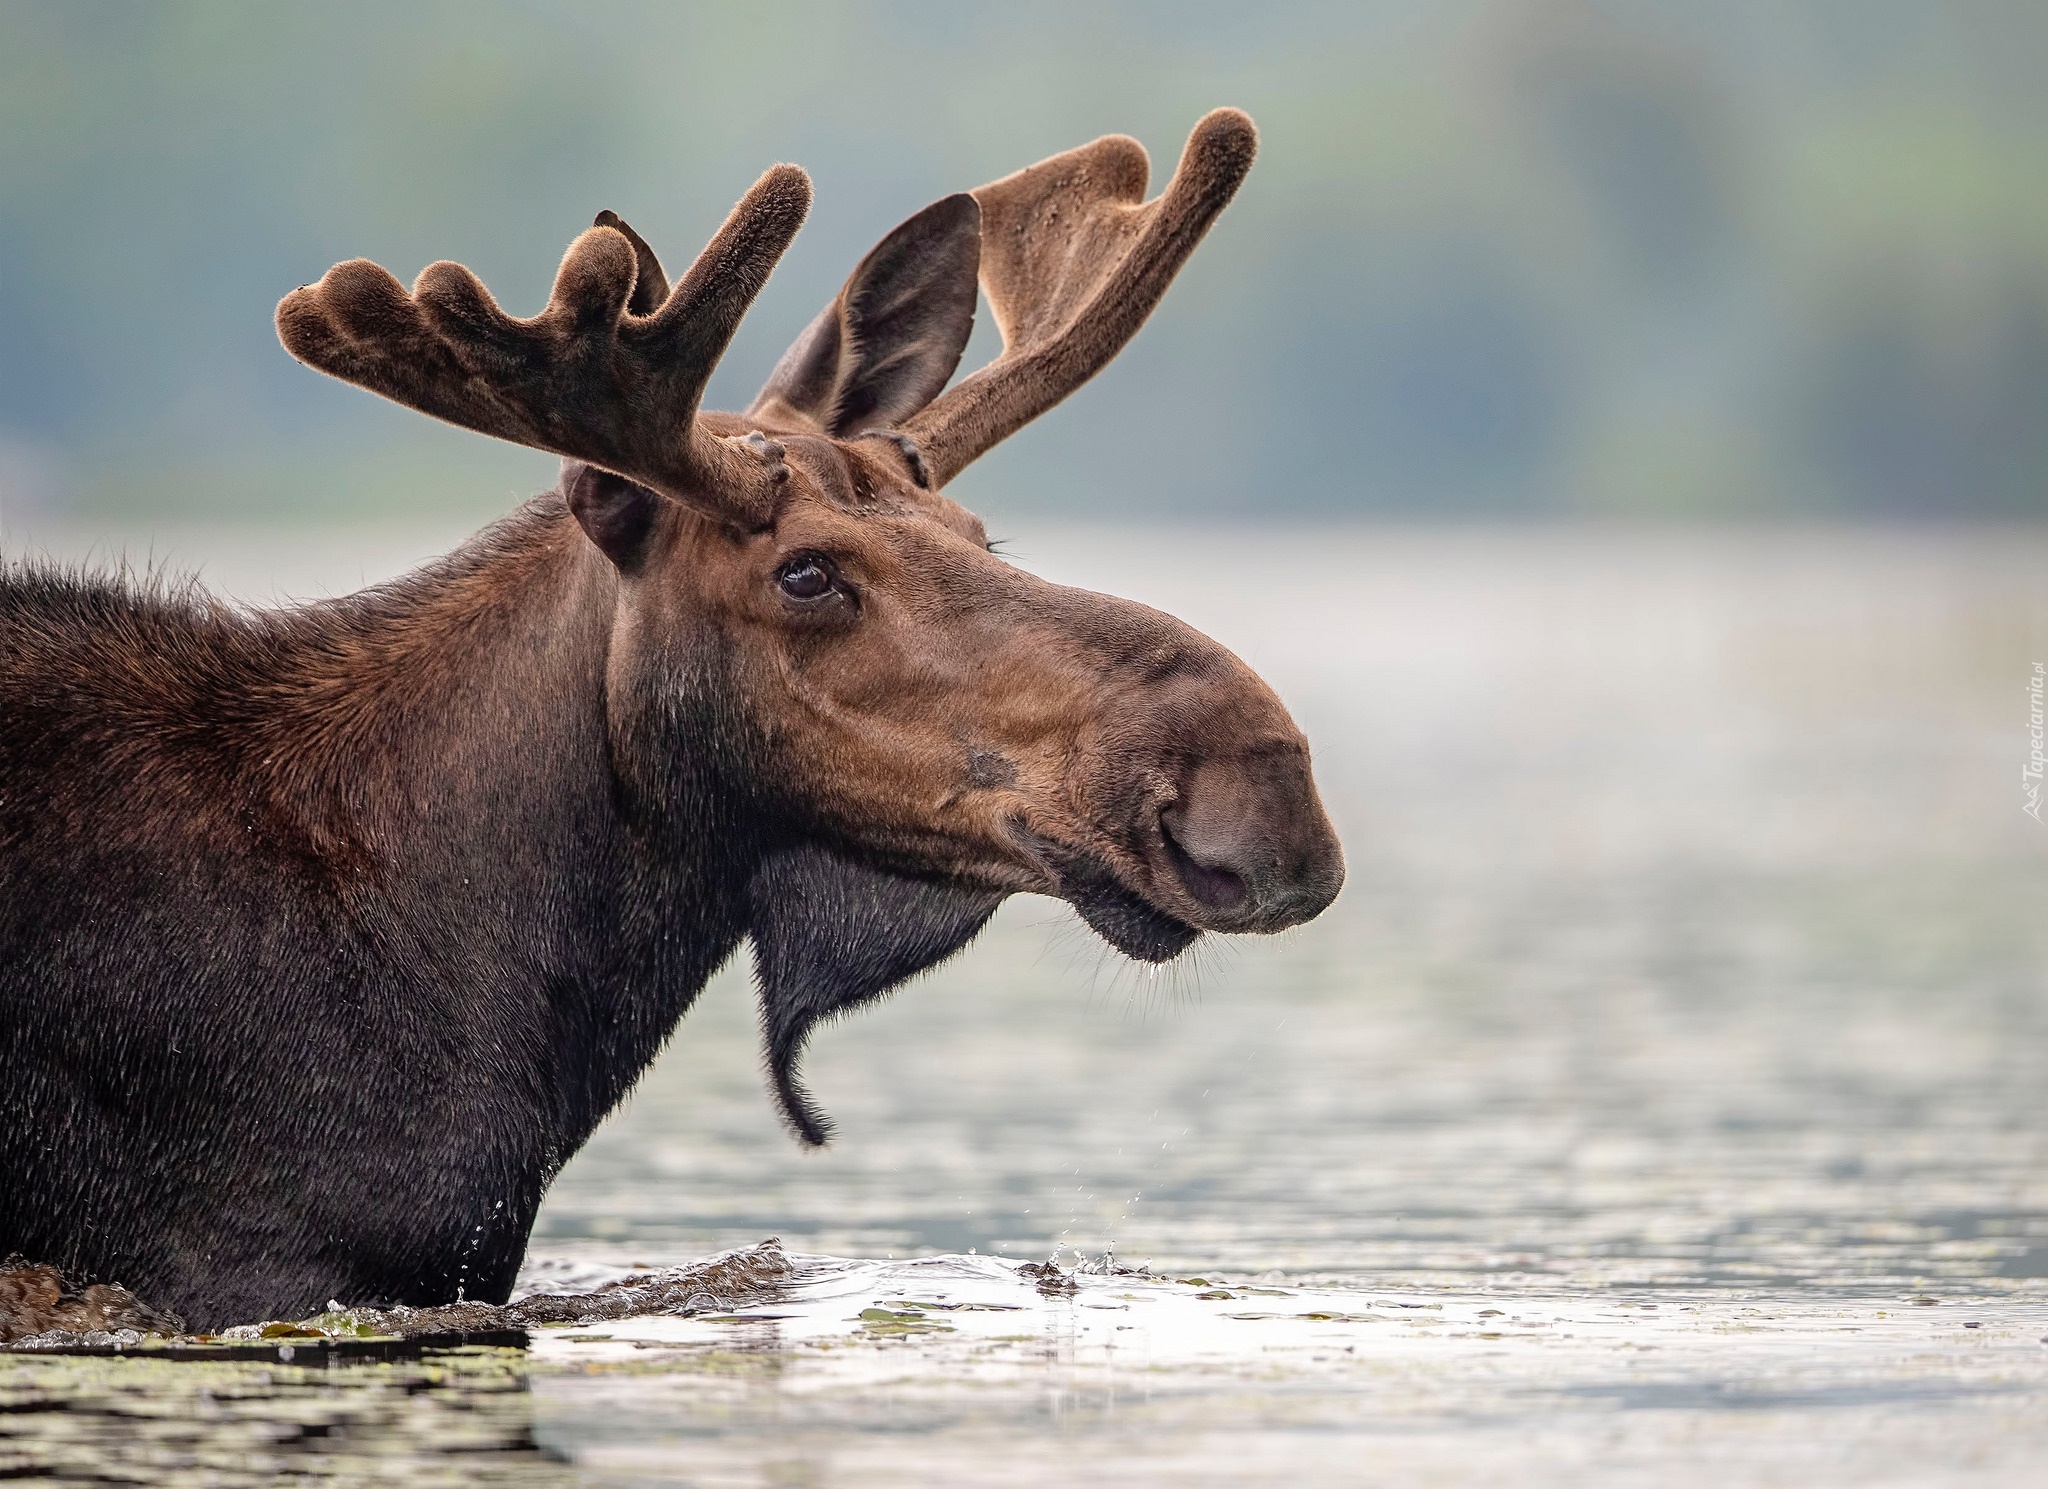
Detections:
0,109,1341,1331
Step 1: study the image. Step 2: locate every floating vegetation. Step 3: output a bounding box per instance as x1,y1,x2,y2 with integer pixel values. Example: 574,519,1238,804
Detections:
0,1261,183,1347
1014,1260,1079,1297
0,1345,563,1484
0,1241,794,1362
325,1239,795,1341
854,1307,955,1336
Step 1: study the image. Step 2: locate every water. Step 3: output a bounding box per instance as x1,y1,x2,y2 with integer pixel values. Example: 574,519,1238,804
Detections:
3,520,2045,1484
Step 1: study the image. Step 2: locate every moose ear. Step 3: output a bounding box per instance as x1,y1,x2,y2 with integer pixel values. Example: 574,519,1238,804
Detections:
749,194,981,437
564,461,662,572
748,845,1003,1147
592,210,670,316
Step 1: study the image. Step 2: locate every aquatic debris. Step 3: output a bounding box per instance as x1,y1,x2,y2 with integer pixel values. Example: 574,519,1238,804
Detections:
322,1239,797,1341
855,1307,955,1336
3,1240,794,1358
0,1260,183,1345
1015,1261,1079,1298
0,1338,557,1481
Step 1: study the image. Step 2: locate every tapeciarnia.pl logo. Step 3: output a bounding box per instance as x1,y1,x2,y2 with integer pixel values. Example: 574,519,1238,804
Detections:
2027,662,2045,823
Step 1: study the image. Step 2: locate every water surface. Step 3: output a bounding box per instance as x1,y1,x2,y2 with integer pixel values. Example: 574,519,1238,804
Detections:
4,521,2044,1484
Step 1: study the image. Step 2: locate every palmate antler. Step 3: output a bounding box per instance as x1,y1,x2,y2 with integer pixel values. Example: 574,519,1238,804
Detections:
901,108,1258,489
276,166,813,526
276,111,1254,516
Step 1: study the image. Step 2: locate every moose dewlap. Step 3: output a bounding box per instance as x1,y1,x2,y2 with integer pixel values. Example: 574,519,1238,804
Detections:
0,109,1341,1331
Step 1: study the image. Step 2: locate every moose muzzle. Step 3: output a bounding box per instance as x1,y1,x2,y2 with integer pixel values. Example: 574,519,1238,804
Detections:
1160,744,1343,933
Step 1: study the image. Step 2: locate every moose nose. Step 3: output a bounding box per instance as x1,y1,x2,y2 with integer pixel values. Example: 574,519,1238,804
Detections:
1159,749,1344,932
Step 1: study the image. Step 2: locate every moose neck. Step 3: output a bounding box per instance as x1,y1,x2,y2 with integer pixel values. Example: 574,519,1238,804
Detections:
252,493,758,1143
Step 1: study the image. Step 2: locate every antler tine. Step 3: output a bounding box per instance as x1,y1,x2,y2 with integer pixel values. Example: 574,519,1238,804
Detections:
901,108,1257,489
277,165,813,525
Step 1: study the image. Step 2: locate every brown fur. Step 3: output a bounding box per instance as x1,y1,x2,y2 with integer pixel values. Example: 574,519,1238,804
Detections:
0,1261,183,1342
272,108,1336,938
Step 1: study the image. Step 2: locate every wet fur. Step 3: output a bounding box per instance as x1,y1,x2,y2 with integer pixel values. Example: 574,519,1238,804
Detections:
0,1260,183,1343
0,501,977,1328
750,846,1001,1146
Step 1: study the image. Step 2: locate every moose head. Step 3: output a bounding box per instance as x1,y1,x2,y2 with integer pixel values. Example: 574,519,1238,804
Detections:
276,109,1343,1144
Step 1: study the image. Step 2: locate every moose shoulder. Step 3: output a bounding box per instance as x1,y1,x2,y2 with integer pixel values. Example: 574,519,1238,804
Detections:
0,110,1342,1330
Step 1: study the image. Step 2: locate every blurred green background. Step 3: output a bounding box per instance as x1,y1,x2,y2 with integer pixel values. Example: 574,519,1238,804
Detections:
2,0,2044,525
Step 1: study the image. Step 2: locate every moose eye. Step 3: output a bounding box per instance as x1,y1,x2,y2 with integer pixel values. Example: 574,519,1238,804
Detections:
776,556,836,603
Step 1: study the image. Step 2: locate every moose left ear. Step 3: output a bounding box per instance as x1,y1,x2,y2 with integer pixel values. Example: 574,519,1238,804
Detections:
564,461,662,572
749,193,981,437
748,845,1002,1147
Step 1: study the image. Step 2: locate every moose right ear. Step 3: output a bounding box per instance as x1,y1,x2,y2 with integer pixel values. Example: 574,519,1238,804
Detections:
750,193,981,437
564,461,662,572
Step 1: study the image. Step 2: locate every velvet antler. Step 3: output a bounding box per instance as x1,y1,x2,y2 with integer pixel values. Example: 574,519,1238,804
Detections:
276,166,813,526
900,108,1257,489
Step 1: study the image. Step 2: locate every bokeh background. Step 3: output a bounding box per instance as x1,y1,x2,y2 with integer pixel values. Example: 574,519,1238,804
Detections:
4,0,2047,526
5,7,2048,1479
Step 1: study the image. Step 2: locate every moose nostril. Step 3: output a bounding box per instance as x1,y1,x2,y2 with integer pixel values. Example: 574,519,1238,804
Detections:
1159,807,1250,912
